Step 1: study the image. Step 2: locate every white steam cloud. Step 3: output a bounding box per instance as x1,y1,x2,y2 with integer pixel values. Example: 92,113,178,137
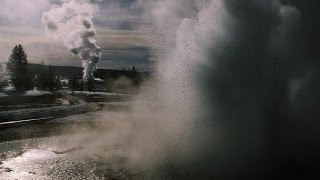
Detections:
145,0,230,169
123,0,304,176
41,0,102,81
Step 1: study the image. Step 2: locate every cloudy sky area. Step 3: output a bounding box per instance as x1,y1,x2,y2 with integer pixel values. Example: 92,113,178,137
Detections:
0,0,153,70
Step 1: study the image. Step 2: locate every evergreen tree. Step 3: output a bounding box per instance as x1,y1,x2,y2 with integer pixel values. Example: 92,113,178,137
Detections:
79,79,84,94
36,63,47,91
131,65,136,73
7,45,32,91
68,74,79,95
0,63,8,91
130,65,141,86
47,64,56,91
36,64,60,91
87,78,94,94
55,75,62,90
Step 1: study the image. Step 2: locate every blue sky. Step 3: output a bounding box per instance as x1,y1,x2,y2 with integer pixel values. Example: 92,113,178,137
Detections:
0,0,152,70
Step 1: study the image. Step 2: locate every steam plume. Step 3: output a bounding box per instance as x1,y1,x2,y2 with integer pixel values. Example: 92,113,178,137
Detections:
42,0,101,81
138,0,315,177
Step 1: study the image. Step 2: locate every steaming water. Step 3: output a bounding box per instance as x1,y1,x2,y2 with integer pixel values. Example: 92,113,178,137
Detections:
0,110,146,179
26,0,318,178
123,0,310,177
0,138,127,179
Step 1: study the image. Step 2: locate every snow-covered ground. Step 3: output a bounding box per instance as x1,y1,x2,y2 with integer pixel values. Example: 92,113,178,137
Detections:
0,88,132,122
0,89,52,97
0,89,130,97
70,91,130,96
0,92,7,97
25,89,52,96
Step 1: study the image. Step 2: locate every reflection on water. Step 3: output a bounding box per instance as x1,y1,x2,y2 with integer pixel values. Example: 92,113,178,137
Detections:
0,137,141,179
0,102,194,180
0,136,88,179
0,109,146,180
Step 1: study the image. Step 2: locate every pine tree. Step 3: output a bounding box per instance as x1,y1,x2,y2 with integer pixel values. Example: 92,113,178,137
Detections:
36,62,49,91
7,45,32,92
55,75,62,90
87,78,94,94
47,64,56,91
79,79,84,94
131,65,136,73
0,63,8,91
68,74,79,95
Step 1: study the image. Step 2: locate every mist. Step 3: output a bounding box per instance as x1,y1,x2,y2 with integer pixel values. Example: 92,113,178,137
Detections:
0,0,51,26
36,0,320,178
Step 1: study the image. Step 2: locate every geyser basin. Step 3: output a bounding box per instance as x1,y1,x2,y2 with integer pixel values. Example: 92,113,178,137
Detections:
1,0,314,179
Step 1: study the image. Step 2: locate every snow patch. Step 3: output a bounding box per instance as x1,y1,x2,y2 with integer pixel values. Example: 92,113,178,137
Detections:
55,98,70,106
0,92,8,97
25,90,52,96
72,91,129,96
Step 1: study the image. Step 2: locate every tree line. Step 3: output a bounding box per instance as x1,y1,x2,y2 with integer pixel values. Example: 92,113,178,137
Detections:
0,45,61,92
0,44,144,94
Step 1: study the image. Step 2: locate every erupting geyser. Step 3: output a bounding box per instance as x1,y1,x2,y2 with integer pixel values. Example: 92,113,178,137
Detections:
38,0,320,178
41,0,102,81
